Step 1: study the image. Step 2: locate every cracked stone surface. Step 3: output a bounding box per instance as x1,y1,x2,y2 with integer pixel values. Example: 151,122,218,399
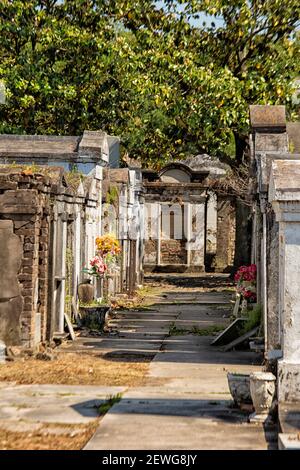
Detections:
0,274,278,448
85,274,277,450
0,385,126,425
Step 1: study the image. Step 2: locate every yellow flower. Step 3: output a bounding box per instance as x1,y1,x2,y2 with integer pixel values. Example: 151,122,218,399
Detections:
95,234,121,254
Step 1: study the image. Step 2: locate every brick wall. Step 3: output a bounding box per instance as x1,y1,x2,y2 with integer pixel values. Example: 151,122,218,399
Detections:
0,171,51,347
160,240,187,264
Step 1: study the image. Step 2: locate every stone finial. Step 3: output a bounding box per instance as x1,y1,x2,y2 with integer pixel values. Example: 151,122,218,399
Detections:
249,105,286,132
79,130,109,162
269,160,300,201
269,160,300,221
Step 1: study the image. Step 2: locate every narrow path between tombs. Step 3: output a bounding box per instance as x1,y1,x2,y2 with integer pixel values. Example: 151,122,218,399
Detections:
85,274,277,450
0,274,277,450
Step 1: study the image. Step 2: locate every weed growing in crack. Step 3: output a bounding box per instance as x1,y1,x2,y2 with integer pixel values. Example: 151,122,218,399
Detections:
168,323,224,336
99,393,123,415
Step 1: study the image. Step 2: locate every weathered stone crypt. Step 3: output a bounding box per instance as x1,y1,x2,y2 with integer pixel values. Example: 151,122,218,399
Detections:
0,128,240,349
0,131,144,347
250,104,300,445
143,157,236,273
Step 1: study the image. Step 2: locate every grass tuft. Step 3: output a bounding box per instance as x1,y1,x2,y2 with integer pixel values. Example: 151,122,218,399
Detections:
99,393,123,415
168,323,224,336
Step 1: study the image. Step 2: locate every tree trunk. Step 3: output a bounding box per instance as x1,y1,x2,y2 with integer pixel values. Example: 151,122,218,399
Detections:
233,199,252,273
234,132,250,166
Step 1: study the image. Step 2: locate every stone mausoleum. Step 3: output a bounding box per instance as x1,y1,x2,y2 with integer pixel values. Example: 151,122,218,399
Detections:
250,105,300,444
143,155,236,273
0,131,143,348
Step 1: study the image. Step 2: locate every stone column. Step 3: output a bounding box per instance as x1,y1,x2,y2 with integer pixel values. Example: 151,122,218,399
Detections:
269,160,300,401
51,202,68,334
215,196,236,272
137,191,145,285
188,202,206,271
251,105,289,358
206,191,217,270
0,220,23,346
155,203,161,266
277,218,300,401
49,208,58,340
95,165,103,236
58,216,67,333
265,208,280,352
185,202,191,267
73,206,81,298
260,197,268,347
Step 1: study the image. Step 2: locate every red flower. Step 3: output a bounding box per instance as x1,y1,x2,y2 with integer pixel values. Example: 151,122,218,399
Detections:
234,264,257,300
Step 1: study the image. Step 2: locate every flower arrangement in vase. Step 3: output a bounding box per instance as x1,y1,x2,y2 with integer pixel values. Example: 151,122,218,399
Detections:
82,234,121,280
80,235,121,311
234,264,257,302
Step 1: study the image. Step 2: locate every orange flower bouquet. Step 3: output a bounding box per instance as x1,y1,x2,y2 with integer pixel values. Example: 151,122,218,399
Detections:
95,234,121,276
82,235,121,280
95,234,121,257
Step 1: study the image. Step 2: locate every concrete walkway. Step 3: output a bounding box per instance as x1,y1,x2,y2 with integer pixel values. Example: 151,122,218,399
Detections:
85,275,277,450
0,275,277,448
0,384,126,431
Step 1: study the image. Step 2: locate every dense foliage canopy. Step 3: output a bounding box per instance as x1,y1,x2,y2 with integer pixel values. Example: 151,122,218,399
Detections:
0,0,299,167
